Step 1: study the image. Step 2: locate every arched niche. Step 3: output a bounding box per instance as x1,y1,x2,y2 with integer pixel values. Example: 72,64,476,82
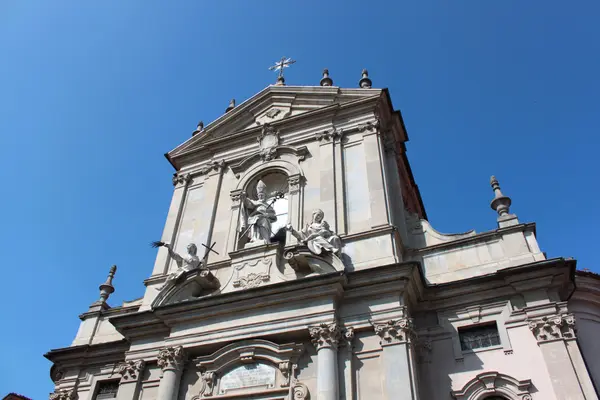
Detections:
192,339,308,399
228,159,305,252
451,372,533,400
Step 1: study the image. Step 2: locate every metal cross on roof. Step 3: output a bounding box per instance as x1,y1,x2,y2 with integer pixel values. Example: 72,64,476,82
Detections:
269,56,296,79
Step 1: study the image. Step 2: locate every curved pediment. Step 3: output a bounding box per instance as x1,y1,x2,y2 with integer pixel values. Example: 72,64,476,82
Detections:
152,268,220,308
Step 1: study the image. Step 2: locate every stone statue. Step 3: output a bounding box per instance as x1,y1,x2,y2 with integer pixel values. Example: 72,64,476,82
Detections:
239,180,278,245
152,242,206,288
286,209,342,255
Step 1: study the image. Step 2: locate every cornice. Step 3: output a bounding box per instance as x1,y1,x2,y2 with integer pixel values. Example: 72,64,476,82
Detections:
44,339,130,369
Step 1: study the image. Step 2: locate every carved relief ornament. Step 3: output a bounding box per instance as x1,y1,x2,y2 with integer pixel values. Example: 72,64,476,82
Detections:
372,318,416,346
118,359,146,381
528,313,576,343
49,389,77,400
157,346,185,372
257,123,280,161
309,322,341,350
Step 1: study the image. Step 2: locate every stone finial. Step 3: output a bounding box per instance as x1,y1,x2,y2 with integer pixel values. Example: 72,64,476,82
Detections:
98,265,117,304
320,68,333,86
490,175,512,217
275,75,285,86
225,99,235,113
192,121,204,136
359,69,372,88
490,175,519,227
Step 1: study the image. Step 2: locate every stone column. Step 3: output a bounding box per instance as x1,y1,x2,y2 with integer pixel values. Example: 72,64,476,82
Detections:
528,313,598,399
372,318,420,400
309,322,341,400
156,346,185,400
116,360,145,400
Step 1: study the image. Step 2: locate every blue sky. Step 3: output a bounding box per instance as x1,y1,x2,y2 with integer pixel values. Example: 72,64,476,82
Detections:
0,1,598,397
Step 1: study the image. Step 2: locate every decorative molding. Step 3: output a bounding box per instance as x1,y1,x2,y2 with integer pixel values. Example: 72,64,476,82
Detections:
49,389,77,400
315,127,343,142
309,322,341,350
230,189,244,208
528,313,576,343
172,173,192,187
157,346,185,372
229,147,309,179
451,371,532,400
118,359,146,381
371,318,415,346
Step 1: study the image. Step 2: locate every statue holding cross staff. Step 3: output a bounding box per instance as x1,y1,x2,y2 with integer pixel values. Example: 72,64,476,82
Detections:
151,240,219,289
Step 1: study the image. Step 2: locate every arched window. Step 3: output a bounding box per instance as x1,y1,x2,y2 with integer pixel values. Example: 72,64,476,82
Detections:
451,372,532,400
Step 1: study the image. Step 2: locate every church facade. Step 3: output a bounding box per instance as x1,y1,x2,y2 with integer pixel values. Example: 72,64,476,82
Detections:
46,69,600,400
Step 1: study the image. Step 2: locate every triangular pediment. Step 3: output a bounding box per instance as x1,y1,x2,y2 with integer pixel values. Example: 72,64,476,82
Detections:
168,85,382,162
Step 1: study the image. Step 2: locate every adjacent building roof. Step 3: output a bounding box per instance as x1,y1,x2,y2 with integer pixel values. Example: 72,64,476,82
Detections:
3,394,32,400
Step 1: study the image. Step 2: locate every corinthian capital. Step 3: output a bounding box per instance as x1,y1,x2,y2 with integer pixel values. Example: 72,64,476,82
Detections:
309,322,341,350
372,318,415,346
118,359,146,381
157,346,185,371
528,313,576,343
49,389,77,400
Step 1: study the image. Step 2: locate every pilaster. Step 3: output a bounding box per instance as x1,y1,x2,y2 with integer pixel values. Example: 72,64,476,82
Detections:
340,327,355,400
372,318,420,400
116,360,146,400
359,120,390,228
528,310,598,399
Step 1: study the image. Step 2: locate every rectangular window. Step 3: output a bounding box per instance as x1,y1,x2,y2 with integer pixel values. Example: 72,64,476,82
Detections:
459,322,501,351
95,380,119,400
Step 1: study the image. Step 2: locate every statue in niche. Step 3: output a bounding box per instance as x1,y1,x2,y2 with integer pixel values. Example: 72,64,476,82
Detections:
239,180,278,246
286,209,342,255
151,242,207,289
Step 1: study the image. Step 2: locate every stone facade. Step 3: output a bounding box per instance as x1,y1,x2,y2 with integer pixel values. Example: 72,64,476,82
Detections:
45,78,600,400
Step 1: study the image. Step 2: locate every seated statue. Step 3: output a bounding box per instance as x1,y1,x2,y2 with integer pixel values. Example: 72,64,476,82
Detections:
286,209,342,255
154,242,206,289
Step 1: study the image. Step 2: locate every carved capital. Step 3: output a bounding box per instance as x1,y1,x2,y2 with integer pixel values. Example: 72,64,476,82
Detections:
172,173,192,187
49,389,77,400
118,359,145,381
198,159,226,176
372,318,416,346
309,322,341,350
315,127,344,142
528,313,576,343
157,346,185,371
357,118,381,135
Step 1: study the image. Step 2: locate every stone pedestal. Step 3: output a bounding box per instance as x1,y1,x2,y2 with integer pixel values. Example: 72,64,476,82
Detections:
309,322,341,400
116,360,145,400
372,319,420,400
156,346,185,400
